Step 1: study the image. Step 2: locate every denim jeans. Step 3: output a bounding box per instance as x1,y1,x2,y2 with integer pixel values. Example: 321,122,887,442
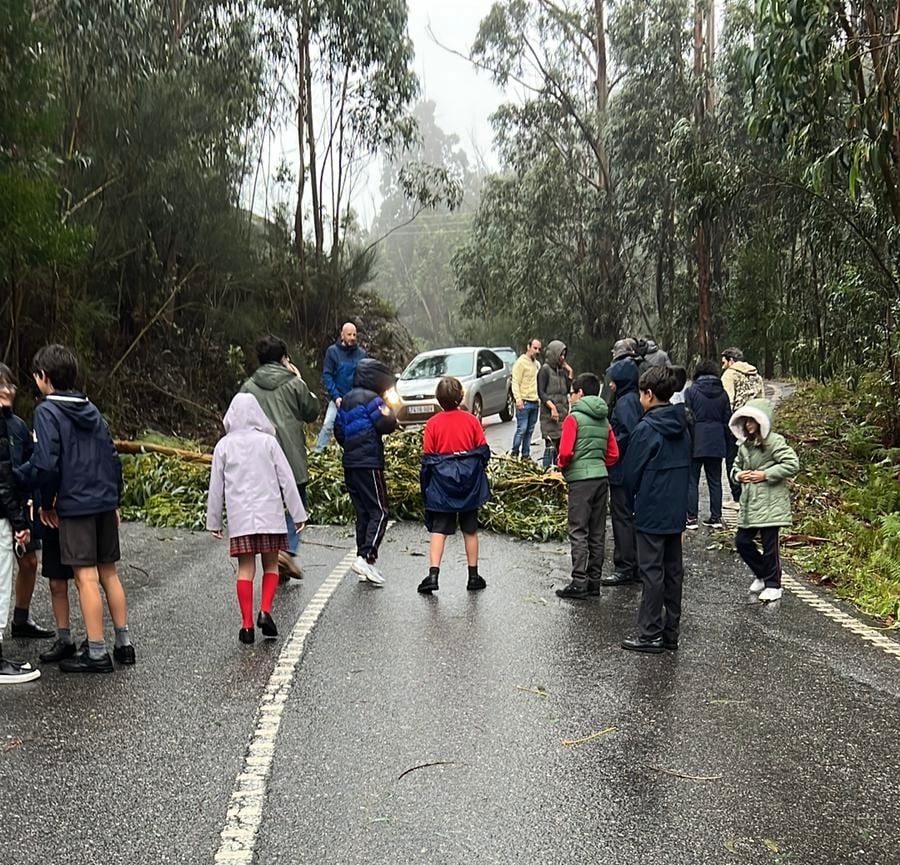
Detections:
511,401,539,458
315,400,338,452
284,483,308,555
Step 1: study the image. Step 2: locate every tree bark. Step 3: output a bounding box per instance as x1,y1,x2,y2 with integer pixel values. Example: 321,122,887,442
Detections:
304,35,324,260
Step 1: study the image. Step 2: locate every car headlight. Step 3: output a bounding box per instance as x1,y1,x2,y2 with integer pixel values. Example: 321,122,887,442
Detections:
384,387,401,406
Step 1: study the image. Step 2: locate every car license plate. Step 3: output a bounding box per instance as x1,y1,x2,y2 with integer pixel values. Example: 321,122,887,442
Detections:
408,404,433,414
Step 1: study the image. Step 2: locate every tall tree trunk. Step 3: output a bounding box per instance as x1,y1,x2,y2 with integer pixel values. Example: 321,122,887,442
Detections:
303,36,324,261
594,0,610,192
693,0,714,357
293,16,306,258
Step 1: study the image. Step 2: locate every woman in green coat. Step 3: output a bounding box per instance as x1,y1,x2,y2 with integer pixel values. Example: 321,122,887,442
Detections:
729,399,800,602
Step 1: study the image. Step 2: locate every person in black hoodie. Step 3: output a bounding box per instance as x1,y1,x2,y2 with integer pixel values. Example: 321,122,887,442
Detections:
621,366,692,654
684,360,732,530
30,345,134,674
0,379,39,684
600,354,643,586
335,358,398,586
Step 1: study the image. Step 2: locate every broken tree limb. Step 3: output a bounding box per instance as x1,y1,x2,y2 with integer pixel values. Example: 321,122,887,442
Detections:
114,440,212,464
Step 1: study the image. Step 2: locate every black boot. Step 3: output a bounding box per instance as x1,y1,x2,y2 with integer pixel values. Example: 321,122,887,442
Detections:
418,569,439,594
556,581,590,599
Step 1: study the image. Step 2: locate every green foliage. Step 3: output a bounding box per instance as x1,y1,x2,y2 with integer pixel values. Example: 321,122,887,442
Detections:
120,429,568,542
777,376,900,621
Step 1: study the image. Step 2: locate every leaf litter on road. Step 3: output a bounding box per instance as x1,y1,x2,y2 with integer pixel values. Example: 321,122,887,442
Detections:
561,726,618,747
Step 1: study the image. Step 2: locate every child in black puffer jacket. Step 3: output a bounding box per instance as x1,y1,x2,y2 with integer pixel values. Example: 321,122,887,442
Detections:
334,359,398,586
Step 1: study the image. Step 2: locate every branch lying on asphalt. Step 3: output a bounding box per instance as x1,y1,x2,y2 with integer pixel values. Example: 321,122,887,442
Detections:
644,765,723,781
397,761,457,781
561,727,617,747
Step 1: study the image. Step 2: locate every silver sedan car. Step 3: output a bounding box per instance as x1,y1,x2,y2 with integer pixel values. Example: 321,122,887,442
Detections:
386,347,515,426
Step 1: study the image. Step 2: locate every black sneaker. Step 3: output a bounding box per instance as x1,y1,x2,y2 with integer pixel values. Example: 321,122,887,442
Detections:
113,644,136,665
417,573,439,594
685,518,699,531
39,639,77,663
257,612,278,638
59,652,114,674
11,620,55,639
599,572,638,586
466,574,487,591
621,636,664,654
702,518,724,529
555,582,590,600
0,656,41,684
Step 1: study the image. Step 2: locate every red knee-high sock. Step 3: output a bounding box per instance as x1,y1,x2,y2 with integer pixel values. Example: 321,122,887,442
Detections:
236,580,254,628
260,572,278,614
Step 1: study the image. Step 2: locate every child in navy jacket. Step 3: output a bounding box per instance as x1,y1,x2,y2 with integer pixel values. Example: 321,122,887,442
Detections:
621,366,692,653
335,358,398,586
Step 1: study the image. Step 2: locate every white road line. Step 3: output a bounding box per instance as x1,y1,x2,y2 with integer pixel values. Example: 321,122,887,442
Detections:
214,551,357,864
781,574,900,660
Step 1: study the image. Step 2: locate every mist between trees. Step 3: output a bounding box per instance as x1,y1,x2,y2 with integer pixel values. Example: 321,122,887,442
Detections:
2,0,898,444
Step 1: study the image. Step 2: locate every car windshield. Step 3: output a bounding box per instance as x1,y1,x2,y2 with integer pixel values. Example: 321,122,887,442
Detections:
403,351,473,380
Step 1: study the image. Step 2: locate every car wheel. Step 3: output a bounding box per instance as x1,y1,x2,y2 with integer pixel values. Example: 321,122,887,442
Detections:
499,389,514,422
472,394,484,421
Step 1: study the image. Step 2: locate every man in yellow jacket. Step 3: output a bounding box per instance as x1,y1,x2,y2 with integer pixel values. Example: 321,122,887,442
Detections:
510,338,542,459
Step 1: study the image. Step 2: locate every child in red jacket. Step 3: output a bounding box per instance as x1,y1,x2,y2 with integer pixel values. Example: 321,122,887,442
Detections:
417,378,491,594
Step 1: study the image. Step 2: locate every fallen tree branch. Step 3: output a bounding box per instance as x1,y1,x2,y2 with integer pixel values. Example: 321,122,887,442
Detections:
561,726,617,747
114,440,212,464
644,765,723,781
397,761,457,781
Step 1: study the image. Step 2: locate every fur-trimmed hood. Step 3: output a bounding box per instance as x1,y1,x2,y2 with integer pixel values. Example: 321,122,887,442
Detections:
729,398,773,442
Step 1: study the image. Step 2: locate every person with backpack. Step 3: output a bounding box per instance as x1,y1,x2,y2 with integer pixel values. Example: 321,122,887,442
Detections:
721,348,765,509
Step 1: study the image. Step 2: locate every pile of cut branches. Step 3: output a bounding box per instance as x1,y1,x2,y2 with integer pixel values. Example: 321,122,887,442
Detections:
119,428,568,542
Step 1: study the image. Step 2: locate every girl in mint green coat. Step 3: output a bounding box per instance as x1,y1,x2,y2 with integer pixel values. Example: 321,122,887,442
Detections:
729,399,800,602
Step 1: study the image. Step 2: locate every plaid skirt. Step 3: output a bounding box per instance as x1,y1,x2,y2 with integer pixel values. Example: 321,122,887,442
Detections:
229,533,288,557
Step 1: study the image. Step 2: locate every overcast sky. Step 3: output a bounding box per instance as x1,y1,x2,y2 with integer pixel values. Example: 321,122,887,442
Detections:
252,1,505,228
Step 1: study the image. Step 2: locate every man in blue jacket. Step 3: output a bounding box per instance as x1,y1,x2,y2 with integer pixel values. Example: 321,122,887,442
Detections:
621,366,692,654
600,353,643,586
315,322,367,452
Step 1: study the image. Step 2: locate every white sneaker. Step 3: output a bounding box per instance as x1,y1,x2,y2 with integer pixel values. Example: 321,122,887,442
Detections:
748,578,765,594
366,563,385,586
759,587,783,602
351,556,384,586
0,657,41,684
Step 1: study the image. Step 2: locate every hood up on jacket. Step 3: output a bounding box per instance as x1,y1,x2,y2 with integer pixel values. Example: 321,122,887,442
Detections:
606,357,639,395
247,362,296,392
571,395,609,422
43,392,106,431
611,338,637,361
223,393,276,436
692,374,725,396
731,360,760,376
353,358,395,395
729,398,773,442
544,340,567,367
643,402,689,438
643,338,659,355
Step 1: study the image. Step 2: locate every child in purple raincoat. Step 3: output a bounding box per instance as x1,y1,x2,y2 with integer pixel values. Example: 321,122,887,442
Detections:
207,393,307,645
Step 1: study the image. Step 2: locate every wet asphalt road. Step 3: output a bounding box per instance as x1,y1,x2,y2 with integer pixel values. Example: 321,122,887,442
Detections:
1,508,898,865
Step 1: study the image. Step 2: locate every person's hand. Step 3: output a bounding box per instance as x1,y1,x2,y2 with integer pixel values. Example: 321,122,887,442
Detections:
747,470,766,483
550,407,559,422
210,530,223,540
14,529,30,546
40,508,59,528
515,399,524,411
295,522,306,534
562,361,573,377
335,397,342,409
116,509,121,527
286,360,302,379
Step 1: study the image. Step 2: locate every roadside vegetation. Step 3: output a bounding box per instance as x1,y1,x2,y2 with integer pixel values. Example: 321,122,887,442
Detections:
777,375,900,623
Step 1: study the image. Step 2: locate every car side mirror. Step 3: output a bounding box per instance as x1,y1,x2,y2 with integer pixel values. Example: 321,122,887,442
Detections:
479,365,492,376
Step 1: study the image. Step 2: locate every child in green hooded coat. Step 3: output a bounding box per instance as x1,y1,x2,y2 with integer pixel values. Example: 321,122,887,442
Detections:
729,398,800,602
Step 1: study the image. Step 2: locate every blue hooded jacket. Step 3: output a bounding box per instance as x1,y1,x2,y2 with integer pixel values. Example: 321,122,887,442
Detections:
322,341,367,403
623,403,692,534
31,392,123,517
684,375,732,459
0,410,27,531
335,359,398,469
606,357,642,487
420,444,491,525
